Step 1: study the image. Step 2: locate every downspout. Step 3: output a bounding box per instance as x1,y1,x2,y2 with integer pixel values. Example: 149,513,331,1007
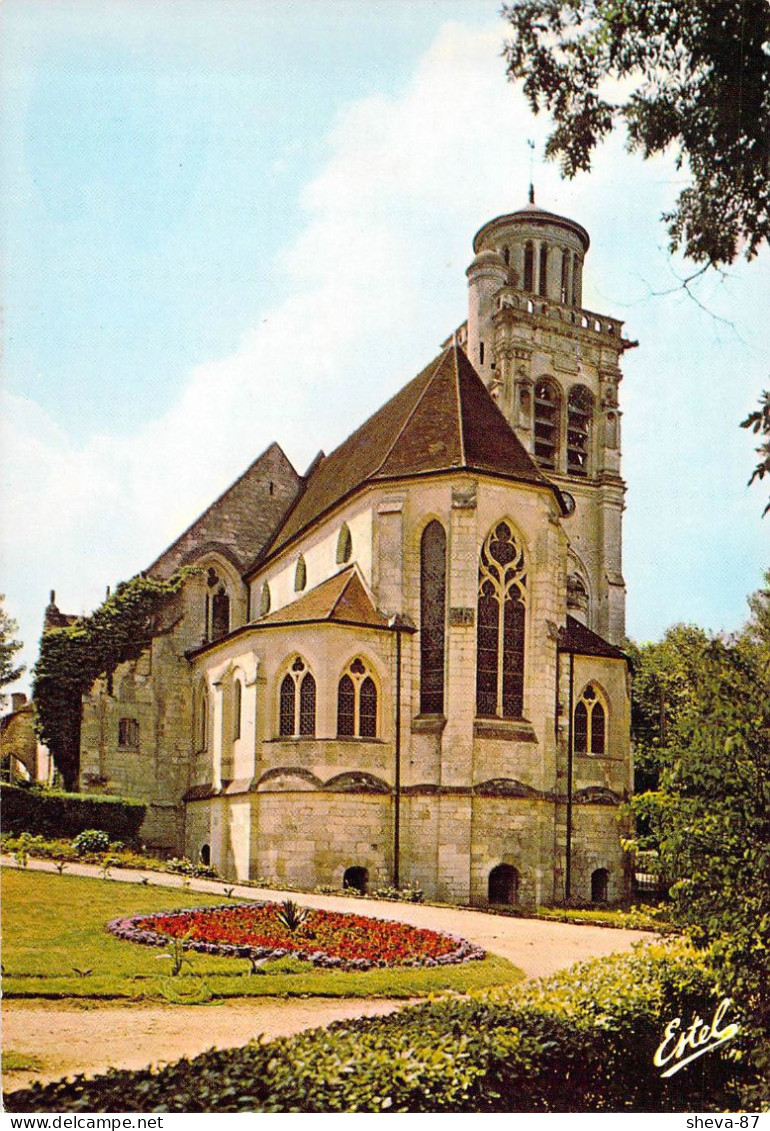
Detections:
566,649,575,902
393,625,402,889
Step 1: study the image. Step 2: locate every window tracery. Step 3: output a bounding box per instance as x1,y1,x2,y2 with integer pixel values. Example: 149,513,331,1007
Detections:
574,683,606,755
337,657,378,738
476,522,527,719
279,657,316,737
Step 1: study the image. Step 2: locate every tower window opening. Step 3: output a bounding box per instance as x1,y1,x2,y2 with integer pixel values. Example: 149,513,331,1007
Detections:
567,385,592,477
561,249,570,303
539,244,548,297
503,245,510,266
479,341,485,366
523,242,534,292
533,380,560,470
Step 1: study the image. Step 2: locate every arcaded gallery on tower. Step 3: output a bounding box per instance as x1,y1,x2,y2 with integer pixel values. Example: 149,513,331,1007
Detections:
60,193,635,907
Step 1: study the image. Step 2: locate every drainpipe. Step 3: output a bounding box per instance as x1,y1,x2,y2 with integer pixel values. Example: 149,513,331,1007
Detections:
566,650,575,902
393,625,402,889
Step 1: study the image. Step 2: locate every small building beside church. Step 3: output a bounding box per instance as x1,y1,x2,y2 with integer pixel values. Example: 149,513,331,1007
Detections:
47,194,635,907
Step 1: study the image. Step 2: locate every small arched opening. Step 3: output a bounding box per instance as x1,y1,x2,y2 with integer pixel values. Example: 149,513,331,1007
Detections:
591,867,609,904
200,843,211,867
488,863,519,906
343,866,368,894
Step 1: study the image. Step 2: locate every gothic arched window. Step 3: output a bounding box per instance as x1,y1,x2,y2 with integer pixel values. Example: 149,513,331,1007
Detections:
294,555,307,592
567,385,593,477
534,379,561,470
337,658,378,738
211,587,230,640
279,657,315,737
420,521,446,714
336,523,352,564
574,683,606,755
476,522,527,719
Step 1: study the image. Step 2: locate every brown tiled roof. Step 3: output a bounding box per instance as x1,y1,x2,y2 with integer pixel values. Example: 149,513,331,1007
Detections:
258,566,389,629
254,343,561,569
560,615,629,661
149,442,302,578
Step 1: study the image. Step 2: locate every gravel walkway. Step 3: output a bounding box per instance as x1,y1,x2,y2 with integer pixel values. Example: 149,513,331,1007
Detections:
2,858,651,1092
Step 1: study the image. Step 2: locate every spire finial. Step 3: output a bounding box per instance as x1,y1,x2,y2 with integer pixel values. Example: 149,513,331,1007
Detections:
527,138,536,204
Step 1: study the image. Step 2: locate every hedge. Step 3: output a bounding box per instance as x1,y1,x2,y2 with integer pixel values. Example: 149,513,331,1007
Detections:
4,941,755,1113
0,783,145,841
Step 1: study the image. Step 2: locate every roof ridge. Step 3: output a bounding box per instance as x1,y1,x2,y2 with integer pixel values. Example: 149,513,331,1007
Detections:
328,567,356,619
452,336,467,467
369,344,454,479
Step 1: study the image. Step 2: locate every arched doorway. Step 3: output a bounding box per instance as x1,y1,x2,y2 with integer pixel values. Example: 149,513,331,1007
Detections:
488,863,519,905
343,866,368,894
200,843,211,866
591,868,609,903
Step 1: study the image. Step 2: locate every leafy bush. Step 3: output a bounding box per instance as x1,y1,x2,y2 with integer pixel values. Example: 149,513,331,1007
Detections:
4,941,757,1113
163,856,219,879
0,783,145,841
72,829,110,855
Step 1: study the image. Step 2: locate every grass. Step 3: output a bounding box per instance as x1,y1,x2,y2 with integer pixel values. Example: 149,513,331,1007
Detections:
1,1052,44,1074
0,867,522,1001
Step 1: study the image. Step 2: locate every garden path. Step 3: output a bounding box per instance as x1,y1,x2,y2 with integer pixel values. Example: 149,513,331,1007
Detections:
1,858,651,1092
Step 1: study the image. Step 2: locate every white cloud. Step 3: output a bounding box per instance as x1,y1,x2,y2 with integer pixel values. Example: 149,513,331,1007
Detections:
2,17,768,688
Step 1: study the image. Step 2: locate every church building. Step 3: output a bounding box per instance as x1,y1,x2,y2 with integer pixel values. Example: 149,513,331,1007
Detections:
53,194,634,907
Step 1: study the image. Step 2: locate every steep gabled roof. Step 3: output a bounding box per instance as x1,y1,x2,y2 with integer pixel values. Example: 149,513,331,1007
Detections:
258,566,389,629
251,343,562,571
149,442,302,579
560,615,629,662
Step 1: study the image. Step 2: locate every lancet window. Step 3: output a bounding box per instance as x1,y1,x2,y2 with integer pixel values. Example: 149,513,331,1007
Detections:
337,657,378,738
574,683,606,755
420,521,446,714
279,657,316,737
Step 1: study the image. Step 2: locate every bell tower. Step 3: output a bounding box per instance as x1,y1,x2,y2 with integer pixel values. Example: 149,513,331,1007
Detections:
465,191,634,645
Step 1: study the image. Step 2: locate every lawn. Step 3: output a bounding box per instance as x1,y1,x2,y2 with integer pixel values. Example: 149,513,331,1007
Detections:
0,867,521,1001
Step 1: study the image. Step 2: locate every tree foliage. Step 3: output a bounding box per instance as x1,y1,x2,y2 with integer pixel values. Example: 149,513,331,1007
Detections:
502,0,770,267
741,388,770,516
628,576,770,1086
0,594,25,701
32,572,189,790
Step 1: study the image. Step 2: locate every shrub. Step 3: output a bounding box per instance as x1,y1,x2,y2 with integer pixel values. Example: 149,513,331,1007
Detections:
72,829,111,855
4,941,757,1113
0,783,145,841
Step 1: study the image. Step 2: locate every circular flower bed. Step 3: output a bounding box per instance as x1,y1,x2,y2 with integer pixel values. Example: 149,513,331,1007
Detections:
107,902,485,970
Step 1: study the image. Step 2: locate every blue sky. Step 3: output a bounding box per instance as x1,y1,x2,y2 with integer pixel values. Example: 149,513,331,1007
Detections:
1,0,767,694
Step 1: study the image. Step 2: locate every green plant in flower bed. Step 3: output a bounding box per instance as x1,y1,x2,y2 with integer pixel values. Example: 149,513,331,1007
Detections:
1,868,518,1000
4,941,756,1113
108,901,484,969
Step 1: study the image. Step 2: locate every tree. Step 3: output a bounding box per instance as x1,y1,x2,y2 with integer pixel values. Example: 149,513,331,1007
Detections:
741,389,770,516
0,594,25,706
502,0,770,268
628,579,770,1098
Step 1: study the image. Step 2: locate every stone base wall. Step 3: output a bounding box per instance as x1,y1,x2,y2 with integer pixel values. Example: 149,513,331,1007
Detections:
184,789,629,906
